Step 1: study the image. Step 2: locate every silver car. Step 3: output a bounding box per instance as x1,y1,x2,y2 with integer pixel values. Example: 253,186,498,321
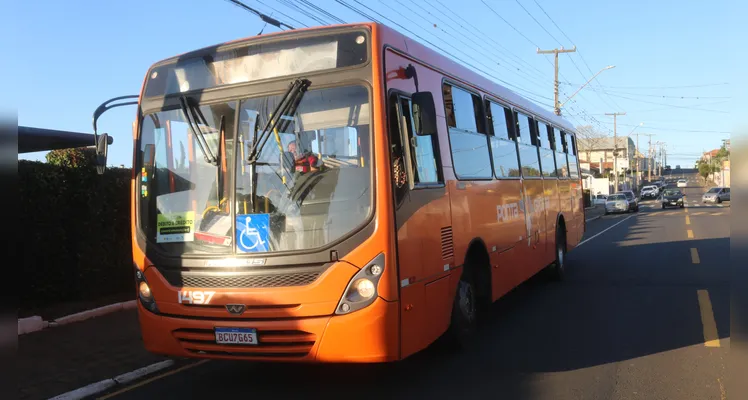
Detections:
702,187,730,203
605,194,630,215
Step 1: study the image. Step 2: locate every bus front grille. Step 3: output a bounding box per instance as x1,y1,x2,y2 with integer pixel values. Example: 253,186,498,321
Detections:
161,271,322,289
173,328,316,358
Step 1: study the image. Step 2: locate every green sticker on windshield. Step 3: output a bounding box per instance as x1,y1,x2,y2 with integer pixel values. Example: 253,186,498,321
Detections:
157,212,195,243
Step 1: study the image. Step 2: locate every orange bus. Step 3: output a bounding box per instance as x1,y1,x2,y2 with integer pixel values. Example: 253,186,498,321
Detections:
94,22,584,363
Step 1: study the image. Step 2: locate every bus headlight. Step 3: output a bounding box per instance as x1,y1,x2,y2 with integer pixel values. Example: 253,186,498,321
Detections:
135,266,159,314
336,253,385,315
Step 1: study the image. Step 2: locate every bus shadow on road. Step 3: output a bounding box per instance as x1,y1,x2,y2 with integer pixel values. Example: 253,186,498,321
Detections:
136,239,728,399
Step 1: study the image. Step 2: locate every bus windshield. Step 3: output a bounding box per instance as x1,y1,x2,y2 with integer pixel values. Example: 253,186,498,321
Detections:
138,84,372,255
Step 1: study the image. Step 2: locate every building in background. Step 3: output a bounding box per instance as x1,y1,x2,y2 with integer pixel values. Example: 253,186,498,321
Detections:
577,136,636,177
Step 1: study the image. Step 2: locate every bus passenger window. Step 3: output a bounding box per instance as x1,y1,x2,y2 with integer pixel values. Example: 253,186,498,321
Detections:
538,122,556,178
515,112,541,177
487,101,520,178
444,84,491,179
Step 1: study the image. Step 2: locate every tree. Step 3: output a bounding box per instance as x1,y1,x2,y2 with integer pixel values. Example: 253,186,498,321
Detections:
45,147,97,169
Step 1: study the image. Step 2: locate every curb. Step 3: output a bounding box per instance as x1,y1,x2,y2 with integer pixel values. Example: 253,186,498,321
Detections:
18,316,48,335
18,300,136,336
49,360,174,400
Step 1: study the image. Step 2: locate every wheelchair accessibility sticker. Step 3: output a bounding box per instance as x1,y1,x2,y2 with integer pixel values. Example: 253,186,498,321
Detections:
236,214,270,253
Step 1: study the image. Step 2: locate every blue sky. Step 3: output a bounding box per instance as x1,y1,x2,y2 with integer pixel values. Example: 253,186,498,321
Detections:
13,0,741,167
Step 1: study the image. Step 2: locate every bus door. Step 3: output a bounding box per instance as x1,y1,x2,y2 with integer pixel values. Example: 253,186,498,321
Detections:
388,91,450,358
538,121,560,265
553,127,572,240
514,112,546,273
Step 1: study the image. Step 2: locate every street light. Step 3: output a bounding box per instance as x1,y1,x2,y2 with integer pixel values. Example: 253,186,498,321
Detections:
558,65,615,111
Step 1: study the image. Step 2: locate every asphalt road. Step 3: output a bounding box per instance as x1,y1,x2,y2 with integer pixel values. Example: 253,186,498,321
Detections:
98,171,729,400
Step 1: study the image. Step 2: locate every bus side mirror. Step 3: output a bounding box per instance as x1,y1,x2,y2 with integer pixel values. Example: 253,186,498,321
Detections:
411,91,438,136
95,133,109,175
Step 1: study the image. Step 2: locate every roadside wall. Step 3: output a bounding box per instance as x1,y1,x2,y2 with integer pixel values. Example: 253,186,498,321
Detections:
20,161,134,310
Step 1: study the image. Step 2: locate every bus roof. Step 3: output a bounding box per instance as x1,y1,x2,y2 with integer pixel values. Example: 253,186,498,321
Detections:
146,22,576,135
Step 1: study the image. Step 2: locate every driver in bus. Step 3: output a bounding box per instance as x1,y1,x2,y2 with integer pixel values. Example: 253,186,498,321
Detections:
286,140,320,173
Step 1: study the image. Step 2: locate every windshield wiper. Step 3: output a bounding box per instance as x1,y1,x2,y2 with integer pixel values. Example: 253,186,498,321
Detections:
179,95,219,166
247,78,311,163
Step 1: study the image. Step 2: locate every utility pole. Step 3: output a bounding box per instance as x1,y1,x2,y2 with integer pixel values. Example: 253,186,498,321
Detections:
647,135,657,182
605,112,626,191
638,133,654,183
537,46,577,116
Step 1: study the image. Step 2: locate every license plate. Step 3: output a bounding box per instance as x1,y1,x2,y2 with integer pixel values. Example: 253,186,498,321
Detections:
215,328,258,345
671,202,677,205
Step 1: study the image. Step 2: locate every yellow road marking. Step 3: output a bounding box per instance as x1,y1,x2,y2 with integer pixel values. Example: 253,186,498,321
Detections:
685,216,691,225
718,377,726,400
697,290,720,347
687,230,694,239
97,360,210,399
685,208,689,213
691,248,700,264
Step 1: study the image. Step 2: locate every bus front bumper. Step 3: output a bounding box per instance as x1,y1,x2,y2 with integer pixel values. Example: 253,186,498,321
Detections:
137,296,400,363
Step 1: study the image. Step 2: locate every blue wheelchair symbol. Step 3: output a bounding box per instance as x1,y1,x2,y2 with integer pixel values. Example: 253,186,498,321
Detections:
236,214,269,253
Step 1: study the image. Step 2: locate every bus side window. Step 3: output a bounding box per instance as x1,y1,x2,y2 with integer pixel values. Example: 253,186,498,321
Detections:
515,112,541,178
388,95,409,205
443,83,492,179
486,100,520,178
566,132,579,179
538,122,556,178
554,128,569,178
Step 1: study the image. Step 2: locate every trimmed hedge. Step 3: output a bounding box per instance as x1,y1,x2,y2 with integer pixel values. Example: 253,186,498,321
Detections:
20,160,134,310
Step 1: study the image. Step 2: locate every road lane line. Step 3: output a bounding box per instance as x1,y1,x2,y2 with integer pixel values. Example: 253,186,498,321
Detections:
691,248,700,264
97,360,210,400
685,216,691,225
577,214,635,248
697,290,720,348
687,230,694,239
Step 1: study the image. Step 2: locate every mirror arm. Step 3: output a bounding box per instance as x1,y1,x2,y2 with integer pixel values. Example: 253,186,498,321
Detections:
404,64,419,92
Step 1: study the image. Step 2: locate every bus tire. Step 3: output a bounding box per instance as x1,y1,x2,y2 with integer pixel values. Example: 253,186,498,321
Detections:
548,227,567,281
444,267,478,349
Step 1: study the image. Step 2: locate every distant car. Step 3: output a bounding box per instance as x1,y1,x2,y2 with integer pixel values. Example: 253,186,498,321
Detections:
702,187,730,203
593,194,608,205
676,165,681,170
660,188,685,208
677,179,687,188
641,185,658,199
618,190,639,212
604,194,631,215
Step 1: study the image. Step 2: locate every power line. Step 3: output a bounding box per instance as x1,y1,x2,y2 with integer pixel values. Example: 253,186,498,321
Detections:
568,87,731,100
432,0,550,80
253,0,308,27
559,82,730,90
277,0,329,25
297,0,347,24
527,0,621,111
395,0,551,91
223,0,295,30
336,0,555,105
598,94,730,113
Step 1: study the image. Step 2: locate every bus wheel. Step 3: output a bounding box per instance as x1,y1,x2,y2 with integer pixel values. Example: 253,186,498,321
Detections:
548,228,567,281
445,269,477,348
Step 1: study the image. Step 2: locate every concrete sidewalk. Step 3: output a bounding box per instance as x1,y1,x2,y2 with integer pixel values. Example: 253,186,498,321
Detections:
19,309,167,400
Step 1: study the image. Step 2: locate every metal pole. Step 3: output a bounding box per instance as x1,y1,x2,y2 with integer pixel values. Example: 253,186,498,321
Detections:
605,112,626,191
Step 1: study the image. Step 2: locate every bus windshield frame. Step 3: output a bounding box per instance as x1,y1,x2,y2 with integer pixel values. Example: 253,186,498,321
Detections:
136,81,374,257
